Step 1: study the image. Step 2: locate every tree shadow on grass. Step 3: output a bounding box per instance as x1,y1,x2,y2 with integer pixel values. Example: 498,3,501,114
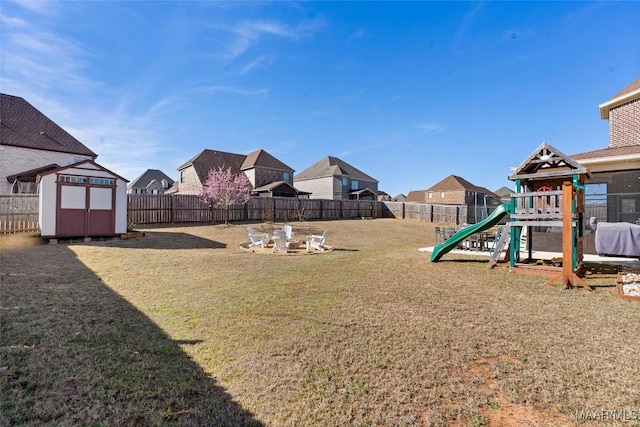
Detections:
0,243,261,426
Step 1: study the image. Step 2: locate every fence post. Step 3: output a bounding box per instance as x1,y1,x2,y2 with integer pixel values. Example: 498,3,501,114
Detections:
170,195,174,223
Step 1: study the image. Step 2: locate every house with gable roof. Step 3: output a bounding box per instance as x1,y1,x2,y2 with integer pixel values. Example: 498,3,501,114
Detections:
571,77,640,224
1,93,97,195
175,148,301,197
293,156,378,200
127,169,175,195
406,175,500,224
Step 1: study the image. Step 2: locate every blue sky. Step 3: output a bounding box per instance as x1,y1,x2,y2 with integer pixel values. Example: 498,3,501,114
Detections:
1,1,638,197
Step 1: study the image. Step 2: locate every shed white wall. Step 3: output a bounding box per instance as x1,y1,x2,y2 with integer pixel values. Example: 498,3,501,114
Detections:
38,162,128,236
114,179,127,233
38,173,58,236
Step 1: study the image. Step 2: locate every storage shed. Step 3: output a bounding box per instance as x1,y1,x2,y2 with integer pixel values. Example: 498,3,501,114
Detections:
38,160,129,238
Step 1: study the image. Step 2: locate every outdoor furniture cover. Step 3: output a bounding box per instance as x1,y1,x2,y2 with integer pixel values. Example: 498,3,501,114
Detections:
595,222,640,257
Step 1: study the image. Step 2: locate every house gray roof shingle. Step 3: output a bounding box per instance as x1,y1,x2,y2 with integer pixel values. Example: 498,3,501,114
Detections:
0,93,97,157
178,149,247,184
599,77,640,119
493,186,514,198
128,169,174,189
241,149,294,172
425,175,497,197
294,156,378,182
571,145,640,161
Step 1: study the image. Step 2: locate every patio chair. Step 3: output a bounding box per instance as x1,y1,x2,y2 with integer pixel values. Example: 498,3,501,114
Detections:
306,230,328,251
283,224,294,241
435,227,444,244
247,227,269,249
272,230,289,253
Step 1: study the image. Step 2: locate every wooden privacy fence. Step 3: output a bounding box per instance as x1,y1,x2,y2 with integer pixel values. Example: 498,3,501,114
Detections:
385,202,467,224
127,195,384,225
0,195,39,233
0,194,469,233
127,195,467,226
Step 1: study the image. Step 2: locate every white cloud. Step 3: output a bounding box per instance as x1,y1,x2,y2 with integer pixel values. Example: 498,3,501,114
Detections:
238,54,275,76
347,29,365,42
415,123,447,133
214,17,326,60
197,85,269,97
7,0,59,15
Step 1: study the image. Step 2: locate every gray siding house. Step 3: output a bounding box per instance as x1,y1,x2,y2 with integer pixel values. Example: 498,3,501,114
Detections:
294,156,378,200
127,169,175,195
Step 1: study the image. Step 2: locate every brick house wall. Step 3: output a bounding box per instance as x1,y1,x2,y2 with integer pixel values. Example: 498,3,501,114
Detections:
294,176,378,200
0,145,93,195
176,166,203,195
294,176,339,199
426,189,466,205
253,168,292,188
609,98,640,148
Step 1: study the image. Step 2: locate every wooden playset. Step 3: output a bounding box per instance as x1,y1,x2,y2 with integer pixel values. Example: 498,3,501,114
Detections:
491,142,592,289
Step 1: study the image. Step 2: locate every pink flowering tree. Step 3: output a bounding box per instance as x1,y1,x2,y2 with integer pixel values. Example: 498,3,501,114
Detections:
200,166,253,224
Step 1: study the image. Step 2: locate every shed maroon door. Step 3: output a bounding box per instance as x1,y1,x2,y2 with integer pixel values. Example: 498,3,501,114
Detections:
56,184,88,236
56,184,115,236
87,186,115,235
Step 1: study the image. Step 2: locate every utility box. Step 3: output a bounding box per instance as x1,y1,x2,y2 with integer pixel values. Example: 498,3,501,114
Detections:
38,160,128,238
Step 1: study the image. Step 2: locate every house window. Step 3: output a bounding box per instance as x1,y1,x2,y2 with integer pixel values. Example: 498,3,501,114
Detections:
351,180,359,190
428,192,433,199
152,189,160,195
162,179,169,189
180,171,185,183
440,192,445,198
621,199,636,214
284,172,290,181
342,178,348,186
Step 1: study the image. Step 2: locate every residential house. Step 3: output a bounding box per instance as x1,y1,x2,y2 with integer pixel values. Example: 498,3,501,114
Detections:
175,148,299,196
392,193,407,202
294,156,378,200
127,169,175,195
377,190,391,202
407,175,500,223
571,77,640,224
1,93,97,195
493,186,514,205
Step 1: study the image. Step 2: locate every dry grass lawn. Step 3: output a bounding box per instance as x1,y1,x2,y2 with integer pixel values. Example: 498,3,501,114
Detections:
1,219,638,426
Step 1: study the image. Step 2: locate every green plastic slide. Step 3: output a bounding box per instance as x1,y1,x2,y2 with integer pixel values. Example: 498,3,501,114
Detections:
429,204,510,262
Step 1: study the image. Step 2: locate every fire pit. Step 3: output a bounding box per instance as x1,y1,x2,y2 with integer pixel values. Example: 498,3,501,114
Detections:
616,266,640,301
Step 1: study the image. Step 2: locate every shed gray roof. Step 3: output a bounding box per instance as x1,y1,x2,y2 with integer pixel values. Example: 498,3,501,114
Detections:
128,169,175,189
0,93,97,157
294,156,378,182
